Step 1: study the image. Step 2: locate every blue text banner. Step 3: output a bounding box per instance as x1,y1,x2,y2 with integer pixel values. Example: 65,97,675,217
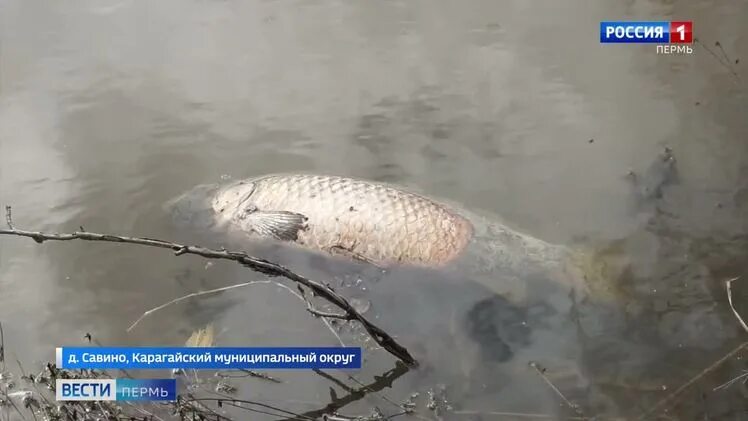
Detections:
57,347,362,370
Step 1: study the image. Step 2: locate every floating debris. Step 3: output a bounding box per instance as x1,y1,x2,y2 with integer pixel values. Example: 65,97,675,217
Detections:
401,392,419,413
349,298,371,315
426,384,453,414
185,323,215,347
215,380,237,394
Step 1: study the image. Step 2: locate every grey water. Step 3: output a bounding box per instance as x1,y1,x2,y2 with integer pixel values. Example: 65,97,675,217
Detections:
1,0,747,419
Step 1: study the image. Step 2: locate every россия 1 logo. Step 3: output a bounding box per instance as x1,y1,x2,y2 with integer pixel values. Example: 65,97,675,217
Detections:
600,21,693,55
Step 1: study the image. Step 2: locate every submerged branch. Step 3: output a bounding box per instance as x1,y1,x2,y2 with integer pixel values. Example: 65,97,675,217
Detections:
283,362,410,421
128,281,266,332
635,341,748,420
635,276,748,419
528,362,584,418
131,279,347,349
725,277,747,333
0,206,417,367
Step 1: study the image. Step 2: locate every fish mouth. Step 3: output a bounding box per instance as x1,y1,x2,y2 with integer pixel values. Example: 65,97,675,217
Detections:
165,183,222,229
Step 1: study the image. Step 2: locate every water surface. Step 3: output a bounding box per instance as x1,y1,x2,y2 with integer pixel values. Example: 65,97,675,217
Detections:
1,0,747,419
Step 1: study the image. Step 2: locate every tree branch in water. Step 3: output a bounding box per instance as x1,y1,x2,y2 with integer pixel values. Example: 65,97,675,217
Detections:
635,276,748,420
0,206,418,367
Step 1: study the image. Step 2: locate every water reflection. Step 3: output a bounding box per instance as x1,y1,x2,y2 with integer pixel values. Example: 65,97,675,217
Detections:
1,0,747,419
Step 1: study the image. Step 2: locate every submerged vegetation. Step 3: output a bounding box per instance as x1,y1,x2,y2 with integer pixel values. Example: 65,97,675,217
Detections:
1,204,747,420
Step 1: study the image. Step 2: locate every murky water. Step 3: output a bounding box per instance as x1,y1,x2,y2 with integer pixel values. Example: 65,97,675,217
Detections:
1,0,747,419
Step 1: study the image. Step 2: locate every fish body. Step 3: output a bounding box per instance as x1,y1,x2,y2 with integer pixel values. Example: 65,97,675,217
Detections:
169,173,620,302
211,173,474,267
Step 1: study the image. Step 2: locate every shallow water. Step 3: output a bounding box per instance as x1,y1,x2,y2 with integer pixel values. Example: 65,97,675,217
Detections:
1,0,747,419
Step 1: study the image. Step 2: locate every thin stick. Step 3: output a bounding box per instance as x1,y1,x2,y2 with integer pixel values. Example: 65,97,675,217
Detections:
709,276,748,393
3,399,25,421
0,206,416,367
714,41,740,76
271,282,346,348
4,207,13,231
215,368,282,384
725,277,747,333
528,362,583,417
313,369,354,393
695,39,740,80
453,410,593,420
342,373,408,414
122,402,165,421
129,279,347,350
713,370,748,391
307,309,351,320
0,322,5,371
14,359,52,409
128,281,267,332
281,362,410,421
635,340,748,420
0,322,7,421
183,397,315,420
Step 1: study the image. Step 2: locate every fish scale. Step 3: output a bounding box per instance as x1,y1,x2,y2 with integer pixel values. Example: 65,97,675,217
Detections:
211,173,474,266
172,174,623,304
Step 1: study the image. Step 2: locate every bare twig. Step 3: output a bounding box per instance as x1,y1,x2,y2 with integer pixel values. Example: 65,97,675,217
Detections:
4,207,13,231
130,279,347,348
272,282,347,348
182,396,315,420
2,397,26,421
713,370,748,391
725,277,747,333
715,41,732,64
0,322,5,371
636,341,748,420
694,38,740,81
342,373,408,415
121,402,165,421
313,370,354,393
14,359,52,409
295,284,353,320
128,281,266,332
324,411,410,421
306,309,352,320
0,206,416,367
278,362,410,421
0,322,7,421
453,410,593,420
707,277,748,394
528,362,583,417
215,368,282,384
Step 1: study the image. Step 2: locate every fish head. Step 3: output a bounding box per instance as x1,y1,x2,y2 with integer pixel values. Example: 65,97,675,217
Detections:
164,183,222,230
211,180,259,224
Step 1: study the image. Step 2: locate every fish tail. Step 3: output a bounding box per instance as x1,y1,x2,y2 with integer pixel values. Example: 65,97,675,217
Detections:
560,240,633,304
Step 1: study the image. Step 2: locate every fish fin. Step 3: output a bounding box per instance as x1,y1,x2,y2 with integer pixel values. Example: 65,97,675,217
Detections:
245,210,308,241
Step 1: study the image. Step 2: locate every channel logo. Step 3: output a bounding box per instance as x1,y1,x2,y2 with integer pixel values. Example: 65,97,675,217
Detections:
56,379,177,401
600,21,693,44
56,379,115,401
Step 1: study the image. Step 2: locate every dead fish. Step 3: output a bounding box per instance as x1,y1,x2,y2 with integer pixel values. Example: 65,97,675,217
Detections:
170,173,624,303
210,173,474,267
